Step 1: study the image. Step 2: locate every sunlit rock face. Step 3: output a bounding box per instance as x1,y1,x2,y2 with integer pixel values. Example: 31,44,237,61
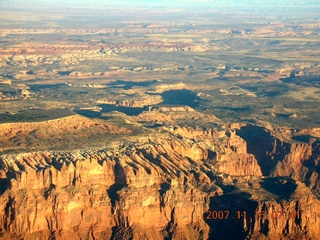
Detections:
0,126,319,239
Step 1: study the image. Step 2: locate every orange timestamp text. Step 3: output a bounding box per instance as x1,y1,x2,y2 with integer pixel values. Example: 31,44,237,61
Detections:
205,210,302,220
254,210,302,220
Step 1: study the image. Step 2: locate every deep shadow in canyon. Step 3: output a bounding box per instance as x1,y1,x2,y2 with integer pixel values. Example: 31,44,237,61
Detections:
236,125,291,176
204,192,258,240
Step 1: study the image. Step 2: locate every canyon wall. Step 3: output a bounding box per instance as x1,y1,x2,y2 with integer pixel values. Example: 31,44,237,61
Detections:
237,125,320,197
0,127,319,239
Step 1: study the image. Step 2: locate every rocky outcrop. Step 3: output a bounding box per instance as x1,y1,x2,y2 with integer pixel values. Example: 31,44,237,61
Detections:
237,125,320,197
153,106,195,113
250,195,320,240
19,88,30,98
206,181,320,240
0,115,132,152
0,150,116,239
0,80,11,85
271,142,320,197
0,127,319,239
0,129,263,239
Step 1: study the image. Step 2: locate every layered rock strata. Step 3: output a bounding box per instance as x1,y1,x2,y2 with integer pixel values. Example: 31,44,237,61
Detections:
0,127,319,239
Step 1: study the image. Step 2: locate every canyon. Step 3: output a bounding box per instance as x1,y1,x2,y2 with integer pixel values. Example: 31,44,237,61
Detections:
0,123,319,239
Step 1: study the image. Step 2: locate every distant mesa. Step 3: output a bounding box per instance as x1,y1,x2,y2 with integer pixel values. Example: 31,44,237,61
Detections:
19,88,30,97
0,79,11,85
151,105,195,112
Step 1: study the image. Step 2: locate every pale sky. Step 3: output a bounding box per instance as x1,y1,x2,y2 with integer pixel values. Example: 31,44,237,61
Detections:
2,0,320,8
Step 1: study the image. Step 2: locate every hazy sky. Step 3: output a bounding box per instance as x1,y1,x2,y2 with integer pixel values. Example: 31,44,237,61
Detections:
2,0,320,8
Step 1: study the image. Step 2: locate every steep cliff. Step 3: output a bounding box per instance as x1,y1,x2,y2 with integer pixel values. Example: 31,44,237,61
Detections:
237,125,320,197
205,177,320,240
0,126,319,239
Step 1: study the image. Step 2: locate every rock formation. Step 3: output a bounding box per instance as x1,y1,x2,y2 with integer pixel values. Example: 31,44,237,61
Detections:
0,126,319,239
0,115,132,152
237,125,320,197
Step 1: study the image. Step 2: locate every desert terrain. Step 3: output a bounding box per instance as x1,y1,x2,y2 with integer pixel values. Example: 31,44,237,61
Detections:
0,1,319,239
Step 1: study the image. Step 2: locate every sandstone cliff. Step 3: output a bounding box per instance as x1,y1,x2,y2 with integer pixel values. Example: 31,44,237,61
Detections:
0,126,319,239
237,125,320,198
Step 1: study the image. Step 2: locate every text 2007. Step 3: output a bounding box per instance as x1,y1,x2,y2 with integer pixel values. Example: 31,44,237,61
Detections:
205,210,230,220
